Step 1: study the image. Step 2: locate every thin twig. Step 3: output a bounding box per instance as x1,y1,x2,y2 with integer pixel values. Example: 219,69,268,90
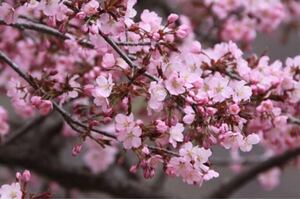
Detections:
98,30,159,82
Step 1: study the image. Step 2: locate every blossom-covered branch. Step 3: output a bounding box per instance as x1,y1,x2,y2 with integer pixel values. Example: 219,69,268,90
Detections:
0,0,300,197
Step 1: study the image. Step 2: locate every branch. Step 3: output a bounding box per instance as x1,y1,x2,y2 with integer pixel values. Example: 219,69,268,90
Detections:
0,20,69,40
208,147,300,198
0,121,166,198
98,30,159,82
0,20,152,48
0,51,116,140
3,115,46,145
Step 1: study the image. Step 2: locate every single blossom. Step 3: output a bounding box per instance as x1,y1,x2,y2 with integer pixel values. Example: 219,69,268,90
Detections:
117,126,142,149
0,3,17,24
165,73,186,95
102,53,116,69
207,73,233,102
231,80,252,102
258,167,281,190
169,123,184,148
239,133,260,152
0,182,22,199
94,74,114,98
115,113,135,132
82,0,100,16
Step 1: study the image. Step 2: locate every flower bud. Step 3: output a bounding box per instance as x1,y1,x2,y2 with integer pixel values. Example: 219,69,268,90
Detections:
167,13,179,24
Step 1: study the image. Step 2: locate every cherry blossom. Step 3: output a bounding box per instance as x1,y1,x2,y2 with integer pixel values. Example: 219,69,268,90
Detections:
239,134,261,152
0,2,17,24
169,123,184,148
102,53,116,69
93,74,114,98
115,113,135,132
0,182,22,199
207,73,233,102
165,73,186,96
258,167,281,190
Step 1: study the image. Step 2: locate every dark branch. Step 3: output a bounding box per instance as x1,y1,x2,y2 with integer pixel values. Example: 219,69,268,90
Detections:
0,120,166,198
208,147,300,198
3,116,46,145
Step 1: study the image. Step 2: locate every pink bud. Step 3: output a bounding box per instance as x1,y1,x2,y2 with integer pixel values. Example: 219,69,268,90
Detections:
39,100,53,115
176,24,190,39
129,165,138,173
89,24,99,34
206,107,217,116
136,119,143,125
22,170,31,182
229,104,240,115
167,13,179,24
83,84,95,96
163,34,175,42
31,96,42,107
89,119,100,126
72,144,82,156
191,41,202,54
76,12,86,20
16,172,22,181
152,32,160,41
142,146,150,155
192,80,203,88
257,100,273,113
156,120,168,133
102,53,116,69
103,117,112,124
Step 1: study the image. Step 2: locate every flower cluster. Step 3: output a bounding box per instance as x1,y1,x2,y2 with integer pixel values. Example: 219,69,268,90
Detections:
166,142,218,186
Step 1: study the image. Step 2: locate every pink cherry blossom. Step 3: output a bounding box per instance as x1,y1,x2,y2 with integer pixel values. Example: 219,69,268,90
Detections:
258,167,281,190
117,126,142,149
167,14,179,24
31,96,53,115
102,53,116,69
155,120,169,133
115,113,135,132
93,74,114,98
169,123,184,148
239,133,260,152
183,106,195,124
0,182,22,199
165,73,186,96
148,81,167,111
82,0,99,16
0,3,17,24
207,73,233,102
229,104,240,115
230,80,252,102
